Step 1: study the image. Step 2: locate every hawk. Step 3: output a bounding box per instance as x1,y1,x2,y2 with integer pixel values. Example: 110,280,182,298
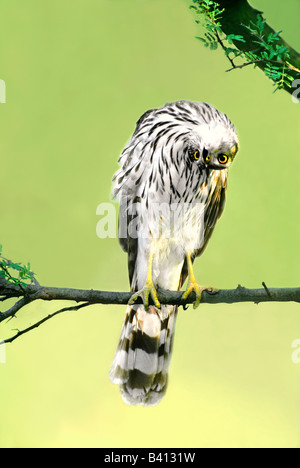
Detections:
110,100,239,406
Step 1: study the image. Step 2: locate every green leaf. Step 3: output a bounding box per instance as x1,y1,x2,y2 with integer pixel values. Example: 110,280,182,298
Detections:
0,246,37,286
226,34,246,44
195,36,208,43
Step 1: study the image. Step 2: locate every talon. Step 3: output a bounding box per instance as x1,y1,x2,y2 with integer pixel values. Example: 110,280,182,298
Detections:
182,283,218,308
182,281,203,309
205,287,219,295
128,281,161,311
128,248,161,310
182,251,218,309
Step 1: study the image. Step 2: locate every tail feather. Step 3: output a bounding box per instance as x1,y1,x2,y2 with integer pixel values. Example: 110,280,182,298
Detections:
110,303,177,406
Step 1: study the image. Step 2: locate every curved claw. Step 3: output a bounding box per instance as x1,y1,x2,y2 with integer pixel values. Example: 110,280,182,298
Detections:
182,282,218,309
128,281,161,311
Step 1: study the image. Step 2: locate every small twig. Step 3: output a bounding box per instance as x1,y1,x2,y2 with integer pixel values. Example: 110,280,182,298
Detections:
0,296,33,322
214,29,236,69
3,302,92,344
214,31,276,74
226,58,287,73
226,59,265,72
287,62,300,73
262,281,272,298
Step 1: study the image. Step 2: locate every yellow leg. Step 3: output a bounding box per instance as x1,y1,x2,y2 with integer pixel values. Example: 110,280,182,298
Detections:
182,251,218,309
128,249,160,311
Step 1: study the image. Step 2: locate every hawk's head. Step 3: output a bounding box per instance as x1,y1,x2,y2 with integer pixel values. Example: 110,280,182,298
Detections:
186,102,239,171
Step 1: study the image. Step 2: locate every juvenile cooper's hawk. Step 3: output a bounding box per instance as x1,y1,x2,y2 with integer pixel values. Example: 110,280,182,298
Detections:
110,100,239,406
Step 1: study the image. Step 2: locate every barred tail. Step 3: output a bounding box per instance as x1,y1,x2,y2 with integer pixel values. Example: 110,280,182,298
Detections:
109,303,178,406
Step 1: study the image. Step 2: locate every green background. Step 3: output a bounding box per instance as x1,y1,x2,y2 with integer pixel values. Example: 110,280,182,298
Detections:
0,0,299,448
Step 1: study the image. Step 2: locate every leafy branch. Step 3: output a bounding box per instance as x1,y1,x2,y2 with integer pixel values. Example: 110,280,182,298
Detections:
189,0,300,93
0,245,38,289
191,0,246,60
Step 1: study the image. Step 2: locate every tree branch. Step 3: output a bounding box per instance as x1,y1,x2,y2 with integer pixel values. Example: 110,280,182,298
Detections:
216,0,300,93
1,277,300,343
192,0,300,94
3,302,92,344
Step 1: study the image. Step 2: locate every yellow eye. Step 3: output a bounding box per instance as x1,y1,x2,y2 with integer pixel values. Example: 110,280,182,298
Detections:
205,154,212,163
218,154,228,164
194,150,200,160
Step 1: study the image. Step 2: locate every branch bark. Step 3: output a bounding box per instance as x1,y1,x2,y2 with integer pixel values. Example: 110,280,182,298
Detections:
211,0,300,94
1,277,300,339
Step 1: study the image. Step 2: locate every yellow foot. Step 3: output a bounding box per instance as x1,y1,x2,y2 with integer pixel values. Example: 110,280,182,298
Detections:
128,281,161,311
182,281,218,309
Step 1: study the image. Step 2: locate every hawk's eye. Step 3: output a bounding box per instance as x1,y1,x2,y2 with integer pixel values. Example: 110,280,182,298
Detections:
202,147,211,164
194,150,200,161
218,154,228,164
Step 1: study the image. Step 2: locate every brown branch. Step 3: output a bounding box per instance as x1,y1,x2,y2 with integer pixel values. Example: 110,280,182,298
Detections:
225,59,283,72
1,282,300,315
0,279,300,343
3,302,92,344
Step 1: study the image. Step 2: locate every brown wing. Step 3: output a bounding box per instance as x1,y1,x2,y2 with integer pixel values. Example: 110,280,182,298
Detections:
179,179,227,288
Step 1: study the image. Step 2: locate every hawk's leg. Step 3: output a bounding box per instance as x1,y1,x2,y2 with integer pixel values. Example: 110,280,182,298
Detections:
128,249,160,311
182,251,217,309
